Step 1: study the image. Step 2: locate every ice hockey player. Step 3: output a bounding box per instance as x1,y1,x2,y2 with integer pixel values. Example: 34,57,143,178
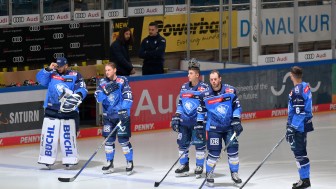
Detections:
36,57,87,169
198,70,243,187
94,62,134,175
171,58,209,179
286,66,313,189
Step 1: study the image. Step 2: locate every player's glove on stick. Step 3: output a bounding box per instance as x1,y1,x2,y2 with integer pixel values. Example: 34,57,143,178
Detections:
231,118,243,136
171,115,181,132
194,121,205,141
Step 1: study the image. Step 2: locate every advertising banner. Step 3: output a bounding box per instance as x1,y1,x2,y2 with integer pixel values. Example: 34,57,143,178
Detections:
203,64,332,112
142,11,238,52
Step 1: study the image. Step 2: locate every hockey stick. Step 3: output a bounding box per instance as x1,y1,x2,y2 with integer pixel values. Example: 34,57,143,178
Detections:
198,132,237,189
154,142,194,187
58,121,122,182
239,134,286,189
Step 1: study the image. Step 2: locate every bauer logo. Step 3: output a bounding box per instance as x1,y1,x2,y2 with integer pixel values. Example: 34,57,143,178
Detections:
210,138,219,145
53,33,64,39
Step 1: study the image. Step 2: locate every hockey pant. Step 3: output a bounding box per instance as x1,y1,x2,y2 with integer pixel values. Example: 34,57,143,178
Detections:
38,117,78,165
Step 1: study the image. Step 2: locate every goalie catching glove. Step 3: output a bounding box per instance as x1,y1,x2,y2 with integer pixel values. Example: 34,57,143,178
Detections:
60,93,82,113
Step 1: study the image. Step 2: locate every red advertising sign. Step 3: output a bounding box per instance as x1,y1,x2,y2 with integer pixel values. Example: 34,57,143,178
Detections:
129,77,186,132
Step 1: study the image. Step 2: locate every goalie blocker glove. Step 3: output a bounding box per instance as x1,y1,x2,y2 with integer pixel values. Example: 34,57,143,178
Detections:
60,93,82,113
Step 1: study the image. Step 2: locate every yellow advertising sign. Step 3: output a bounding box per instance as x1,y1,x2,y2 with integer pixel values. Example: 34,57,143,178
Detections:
142,12,237,53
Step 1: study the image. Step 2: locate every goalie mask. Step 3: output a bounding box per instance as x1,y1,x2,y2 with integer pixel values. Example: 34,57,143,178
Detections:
60,94,82,113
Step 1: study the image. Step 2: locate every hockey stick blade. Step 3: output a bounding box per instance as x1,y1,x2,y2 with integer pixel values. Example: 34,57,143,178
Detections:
154,182,160,187
58,177,75,182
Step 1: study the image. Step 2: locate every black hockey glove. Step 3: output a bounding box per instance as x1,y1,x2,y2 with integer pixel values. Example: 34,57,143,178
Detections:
103,82,119,95
286,124,295,144
171,115,181,132
231,118,243,136
194,121,205,141
118,109,129,124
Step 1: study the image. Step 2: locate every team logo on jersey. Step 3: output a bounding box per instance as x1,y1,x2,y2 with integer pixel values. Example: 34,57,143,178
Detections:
56,84,70,95
197,86,206,92
216,104,229,117
225,88,234,93
183,100,197,115
304,85,310,93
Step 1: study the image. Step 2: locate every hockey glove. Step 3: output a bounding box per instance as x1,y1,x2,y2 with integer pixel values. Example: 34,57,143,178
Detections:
102,82,119,95
194,121,205,141
118,109,129,124
286,125,295,144
171,115,181,132
60,93,82,113
231,118,243,136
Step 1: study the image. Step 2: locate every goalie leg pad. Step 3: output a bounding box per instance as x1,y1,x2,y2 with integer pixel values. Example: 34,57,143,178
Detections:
38,117,61,165
119,137,133,161
60,119,79,165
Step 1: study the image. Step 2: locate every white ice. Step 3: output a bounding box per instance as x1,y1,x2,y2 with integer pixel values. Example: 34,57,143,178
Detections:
0,112,335,189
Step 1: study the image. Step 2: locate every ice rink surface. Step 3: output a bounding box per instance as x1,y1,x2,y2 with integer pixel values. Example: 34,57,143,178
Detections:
0,112,335,189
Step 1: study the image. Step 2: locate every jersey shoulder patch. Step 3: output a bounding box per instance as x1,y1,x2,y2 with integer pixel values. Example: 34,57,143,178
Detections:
304,85,310,93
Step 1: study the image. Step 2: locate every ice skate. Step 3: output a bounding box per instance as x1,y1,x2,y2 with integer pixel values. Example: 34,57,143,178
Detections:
231,172,242,184
126,161,134,175
175,163,189,177
292,178,311,189
102,160,114,174
194,165,203,179
205,172,214,187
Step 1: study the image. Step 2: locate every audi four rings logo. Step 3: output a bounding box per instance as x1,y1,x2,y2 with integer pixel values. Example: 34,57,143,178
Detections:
13,56,24,63
305,53,315,60
69,23,80,29
53,53,64,59
75,13,86,19
134,8,145,14
12,17,24,23
12,36,22,43
70,42,80,48
29,26,40,31
30,45,41,52
108,11,119,17
265,57,275,63
43,15,55,21
165,7,174,12
53,33,64,39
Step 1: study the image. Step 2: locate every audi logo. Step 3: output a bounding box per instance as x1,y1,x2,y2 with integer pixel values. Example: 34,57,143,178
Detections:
30,45,41,52
53,33,64,39
12,36,22,43
165,7,174,12
12,17,24,23
29,25,40,32
53,53,65,59
43,15,55,21
265,57,275,63
134,8,145,14
69,23,80,29
13,56,24,63
70,42,80,49
304,53,315,60
75,13,86,19
108,11,119,17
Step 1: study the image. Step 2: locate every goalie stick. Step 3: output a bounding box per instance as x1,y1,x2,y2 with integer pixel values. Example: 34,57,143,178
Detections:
58,121,122,182
239,134,286,189
199,132,237,189
154,142,194,187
